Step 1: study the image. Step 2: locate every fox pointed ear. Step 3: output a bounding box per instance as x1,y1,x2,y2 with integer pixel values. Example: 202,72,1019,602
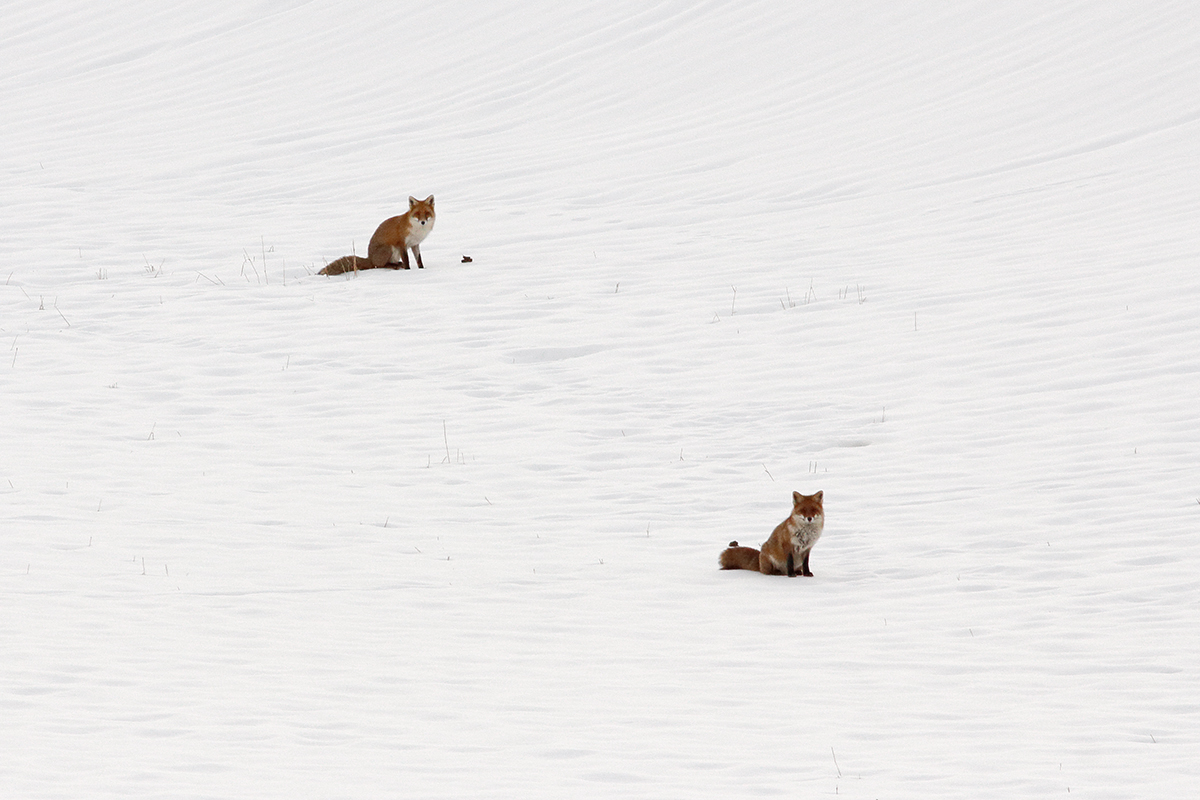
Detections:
814,490,823,502
425,195,434,206
408,196,418,208
793,491,803,504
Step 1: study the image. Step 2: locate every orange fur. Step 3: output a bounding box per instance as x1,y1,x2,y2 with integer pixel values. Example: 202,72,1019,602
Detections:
318,255,373,275
320,195,436,275
718,491,824,577
718,542,761,571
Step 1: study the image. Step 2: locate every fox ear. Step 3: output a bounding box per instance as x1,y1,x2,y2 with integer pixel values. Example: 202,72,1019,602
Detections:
793,491,803,504
408,196,418,207
814,490,823,502
425,195,434,206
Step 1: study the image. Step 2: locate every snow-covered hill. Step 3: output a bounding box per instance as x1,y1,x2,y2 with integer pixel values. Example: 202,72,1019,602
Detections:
3,2,1198,797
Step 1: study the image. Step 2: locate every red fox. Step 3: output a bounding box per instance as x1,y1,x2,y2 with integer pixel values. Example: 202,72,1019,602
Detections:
319,195,435,275
719,491,824,577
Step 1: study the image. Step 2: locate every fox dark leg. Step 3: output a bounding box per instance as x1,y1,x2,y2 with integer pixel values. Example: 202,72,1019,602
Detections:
800,549,813,577
786,552,796,577
399,248,411,270
413,244,424,269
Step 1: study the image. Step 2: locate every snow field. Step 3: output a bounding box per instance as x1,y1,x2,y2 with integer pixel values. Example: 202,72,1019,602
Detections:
3,1,1200,797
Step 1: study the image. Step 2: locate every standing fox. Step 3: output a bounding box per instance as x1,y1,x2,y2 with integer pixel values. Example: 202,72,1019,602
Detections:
319,195,436,275
719,491,824,577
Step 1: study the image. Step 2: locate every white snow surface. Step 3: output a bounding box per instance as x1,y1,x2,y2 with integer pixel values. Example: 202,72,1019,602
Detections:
3,1,1199,797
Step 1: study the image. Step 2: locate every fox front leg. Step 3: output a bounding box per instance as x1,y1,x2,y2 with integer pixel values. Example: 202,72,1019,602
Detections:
786,551,796,577
799,549,813,577
412,243,424,269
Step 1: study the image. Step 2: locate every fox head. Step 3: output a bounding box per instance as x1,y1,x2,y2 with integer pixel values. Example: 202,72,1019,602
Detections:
791,490,824,523
408,195,435,227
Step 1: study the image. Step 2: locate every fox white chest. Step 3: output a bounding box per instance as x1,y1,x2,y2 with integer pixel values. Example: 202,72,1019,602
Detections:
404,217,434,247
790,517,824,552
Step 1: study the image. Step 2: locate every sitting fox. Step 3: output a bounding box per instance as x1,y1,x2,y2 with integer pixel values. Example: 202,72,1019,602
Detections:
719,491,824,577
320,195,435,275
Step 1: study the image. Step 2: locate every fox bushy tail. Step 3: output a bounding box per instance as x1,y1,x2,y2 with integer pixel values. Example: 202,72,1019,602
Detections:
718,540,761,571
319,255,376,275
